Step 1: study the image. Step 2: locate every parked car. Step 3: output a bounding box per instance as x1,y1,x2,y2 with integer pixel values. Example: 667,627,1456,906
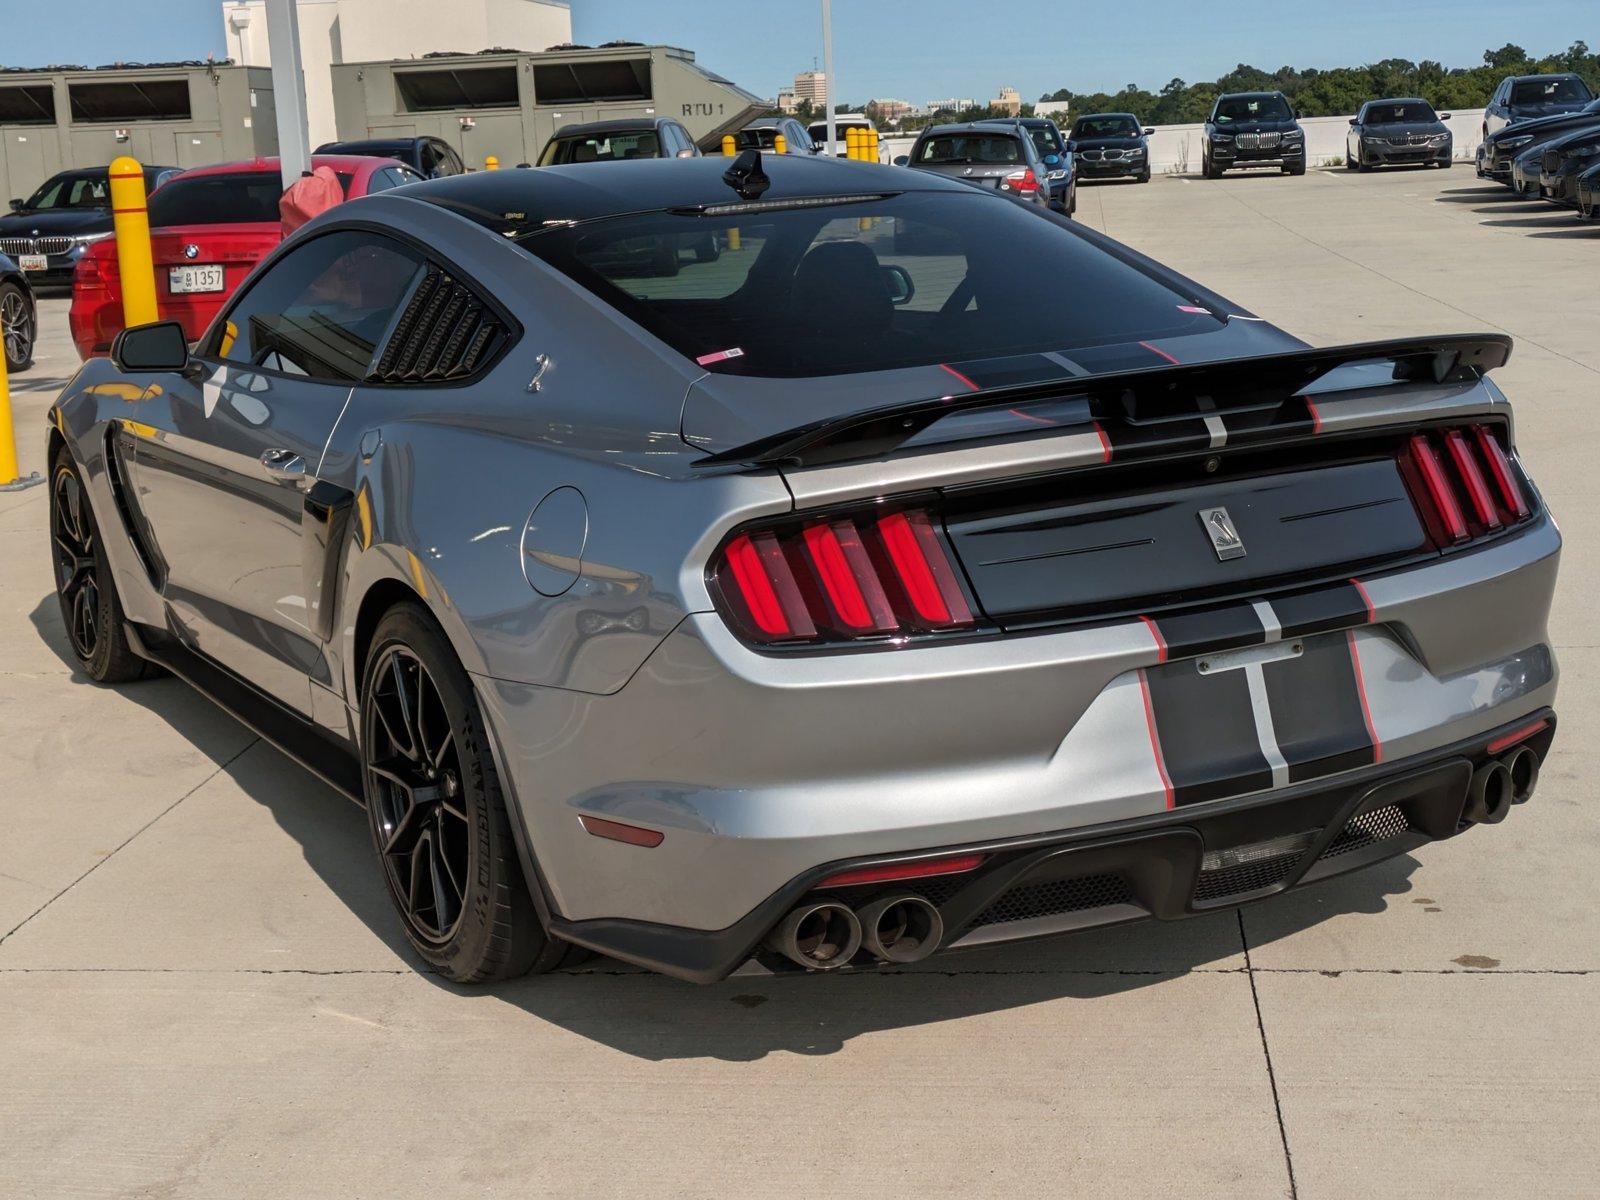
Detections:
1535,126,1600,206
0,164,179,287
538,117,701,164
1345,99,1453,170
808,113,876,157
976,116,1078,211
69,154,416,359
735,116,819,154
1509,142,1550,198
901,122,1055,212
1576,159,1600,218
1065,112,1154,183
315,136,466,178
1478,97,1600,182
1203,92,1306,177
46,154,1559,984
0,253,36,371
1482,72,1595,139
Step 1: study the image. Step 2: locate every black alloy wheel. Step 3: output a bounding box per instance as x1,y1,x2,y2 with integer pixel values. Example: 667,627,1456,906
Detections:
359,602,579,982
1,282,33,371
48,446,153,682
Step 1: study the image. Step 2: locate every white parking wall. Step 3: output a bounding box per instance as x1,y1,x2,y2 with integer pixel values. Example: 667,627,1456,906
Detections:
881,109,1486,176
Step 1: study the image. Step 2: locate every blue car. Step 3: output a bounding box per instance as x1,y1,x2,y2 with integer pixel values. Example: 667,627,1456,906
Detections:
976,117,1078,214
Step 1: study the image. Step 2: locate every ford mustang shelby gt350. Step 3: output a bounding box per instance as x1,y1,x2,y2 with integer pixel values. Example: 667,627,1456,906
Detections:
46,153,1559,983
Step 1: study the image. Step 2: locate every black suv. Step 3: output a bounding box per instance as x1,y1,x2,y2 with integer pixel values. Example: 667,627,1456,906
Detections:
0,164,179,287
1346,98,1453,171
538,117,701,165
901,123,1060,214
316,136,466,178
1479,97,1600,183
1066,112,1154,183
1482,73,1594,140
1203,92,1306,178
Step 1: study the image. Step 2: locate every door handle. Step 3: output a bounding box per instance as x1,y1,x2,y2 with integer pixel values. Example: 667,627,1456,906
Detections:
260,448,307,479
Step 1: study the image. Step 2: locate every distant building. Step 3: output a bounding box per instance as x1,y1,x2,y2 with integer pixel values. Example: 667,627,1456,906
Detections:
925,97,976,113
220,0,573,146
990,86,1022,117
867,98,911,124
793,69,828,110
1035,99,1071,118
777,89,797,113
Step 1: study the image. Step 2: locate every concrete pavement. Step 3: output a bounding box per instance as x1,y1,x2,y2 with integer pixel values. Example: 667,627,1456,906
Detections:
2,168,1596,1198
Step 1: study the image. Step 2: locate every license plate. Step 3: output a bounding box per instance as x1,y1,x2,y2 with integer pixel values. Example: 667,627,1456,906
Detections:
168,264,225,294
19,254,47,272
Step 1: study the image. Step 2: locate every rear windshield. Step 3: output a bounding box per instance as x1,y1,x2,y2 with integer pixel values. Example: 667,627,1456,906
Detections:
736,127,780,149
1214,95,1292,123
1365,102,1438,124
540,131,660,165
917,133,1024,164
1073,116,1141,138
1510,77,1592,105
517,190,1220,379
149,172,349,226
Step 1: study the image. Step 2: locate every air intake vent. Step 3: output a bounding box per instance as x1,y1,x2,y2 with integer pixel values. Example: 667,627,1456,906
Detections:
368,267,508,384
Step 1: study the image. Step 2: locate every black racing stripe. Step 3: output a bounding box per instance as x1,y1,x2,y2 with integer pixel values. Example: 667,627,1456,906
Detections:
951,354,1076,391
1152,603,1266,659
1261,634,1376,782
1145,660,1273,806
1101,418,1211,459
1220,396,1317,444
1271,582,1369,639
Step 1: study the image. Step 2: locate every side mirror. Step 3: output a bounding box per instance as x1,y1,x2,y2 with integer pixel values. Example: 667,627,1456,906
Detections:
881,263,915,306
1044,153,1060,166
892,154,909,167
7,198,20,212
111,321,191,374
1143,127,1155,136
1439,112,1452,121
675,147,698,159
1349,117,1359,126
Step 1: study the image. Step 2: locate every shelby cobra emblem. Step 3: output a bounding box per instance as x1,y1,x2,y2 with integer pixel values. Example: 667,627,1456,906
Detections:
1199,505,1246,560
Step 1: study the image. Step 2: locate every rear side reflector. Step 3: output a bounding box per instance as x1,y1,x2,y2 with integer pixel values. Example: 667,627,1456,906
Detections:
1486,718,1549,755
579,814,665,848
817,853,987,889
712,505,977,646
1401,424,1532,549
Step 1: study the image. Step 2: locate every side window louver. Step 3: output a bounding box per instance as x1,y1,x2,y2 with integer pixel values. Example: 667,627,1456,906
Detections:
368,266,508,384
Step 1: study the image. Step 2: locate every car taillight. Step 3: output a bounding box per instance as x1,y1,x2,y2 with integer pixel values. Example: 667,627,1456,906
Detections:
1402,424,1532,547
712,507,977,645
1006,168,1040,193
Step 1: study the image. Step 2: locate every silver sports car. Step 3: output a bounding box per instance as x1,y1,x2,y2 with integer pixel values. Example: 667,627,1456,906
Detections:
47,154,1559,983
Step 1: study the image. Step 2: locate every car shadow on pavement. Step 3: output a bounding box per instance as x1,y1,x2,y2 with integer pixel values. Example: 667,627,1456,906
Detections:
1434,186,1513,203
29,592,1420,1061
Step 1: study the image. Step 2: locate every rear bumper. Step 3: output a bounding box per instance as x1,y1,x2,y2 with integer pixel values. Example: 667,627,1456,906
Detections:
69,290,222,359
547,714,1556,983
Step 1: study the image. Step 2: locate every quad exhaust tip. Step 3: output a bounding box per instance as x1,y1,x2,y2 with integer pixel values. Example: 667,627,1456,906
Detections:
858,894,944,964
1465,759,1514,825
1504,745,1539,805
767,901,862,971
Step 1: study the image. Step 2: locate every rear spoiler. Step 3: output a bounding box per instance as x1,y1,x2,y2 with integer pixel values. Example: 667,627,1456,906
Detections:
691,334,1512,470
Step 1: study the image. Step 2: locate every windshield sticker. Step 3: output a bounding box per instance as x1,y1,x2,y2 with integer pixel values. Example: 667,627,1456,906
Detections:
697,347,745,367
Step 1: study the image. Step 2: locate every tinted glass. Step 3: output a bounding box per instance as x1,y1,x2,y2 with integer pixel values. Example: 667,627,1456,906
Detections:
1073,116,1141,138
211,230,424,383
917,134,1023,164
519,190,1221,379
1364,102,1438,125
1214,95,1293,123
1511,78,1592,105
149,172,353,226
736,127,781,149
539,130,662,164
22,172,108,211
1023,124,1062,154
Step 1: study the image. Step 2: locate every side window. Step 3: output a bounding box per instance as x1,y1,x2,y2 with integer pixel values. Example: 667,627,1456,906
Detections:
436,142,463,176
418,142,440,176
210,230,426,383
395,167,424,187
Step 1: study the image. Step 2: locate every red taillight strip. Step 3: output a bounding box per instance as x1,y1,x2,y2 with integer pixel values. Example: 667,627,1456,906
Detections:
1486,718,1549,756
1408,434,1468,542
1472,426,1530,519
877,510,974,627
1445,430,1501,529
723,532,815,640
579,814,665,848
802,520,895,633
816,853,987,889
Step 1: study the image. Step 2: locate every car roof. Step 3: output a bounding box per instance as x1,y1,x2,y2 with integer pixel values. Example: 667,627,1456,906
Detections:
319,137,425,151
1216,91,1284,100
977,116,1053,126
918,122,1028,137
551,117,668,137
166,155,388,179
1073,112,1140,121
1366,97,1431,106
1510,72,1583,81
411,155,974,234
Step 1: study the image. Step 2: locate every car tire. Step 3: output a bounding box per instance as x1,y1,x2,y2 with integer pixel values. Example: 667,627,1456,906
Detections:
49,444,158,684
1203,151,1222,180
359,601,577,983
1,281,34,372
1137,169,1151,184
1345,154,1356,171
1286,160,1307,177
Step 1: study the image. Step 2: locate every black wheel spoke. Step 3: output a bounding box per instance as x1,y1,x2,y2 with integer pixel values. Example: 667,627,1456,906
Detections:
54,466,103,663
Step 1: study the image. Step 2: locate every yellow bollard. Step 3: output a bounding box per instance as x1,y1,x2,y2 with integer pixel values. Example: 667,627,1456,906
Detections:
846,128,860,160
485,155,500,171
774,132,787,155
721,134,736,157
0,332,18,486
869,129,880,162
109,156,157,331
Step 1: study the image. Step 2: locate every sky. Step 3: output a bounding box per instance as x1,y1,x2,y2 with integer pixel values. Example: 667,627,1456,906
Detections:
2,0,1593,103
